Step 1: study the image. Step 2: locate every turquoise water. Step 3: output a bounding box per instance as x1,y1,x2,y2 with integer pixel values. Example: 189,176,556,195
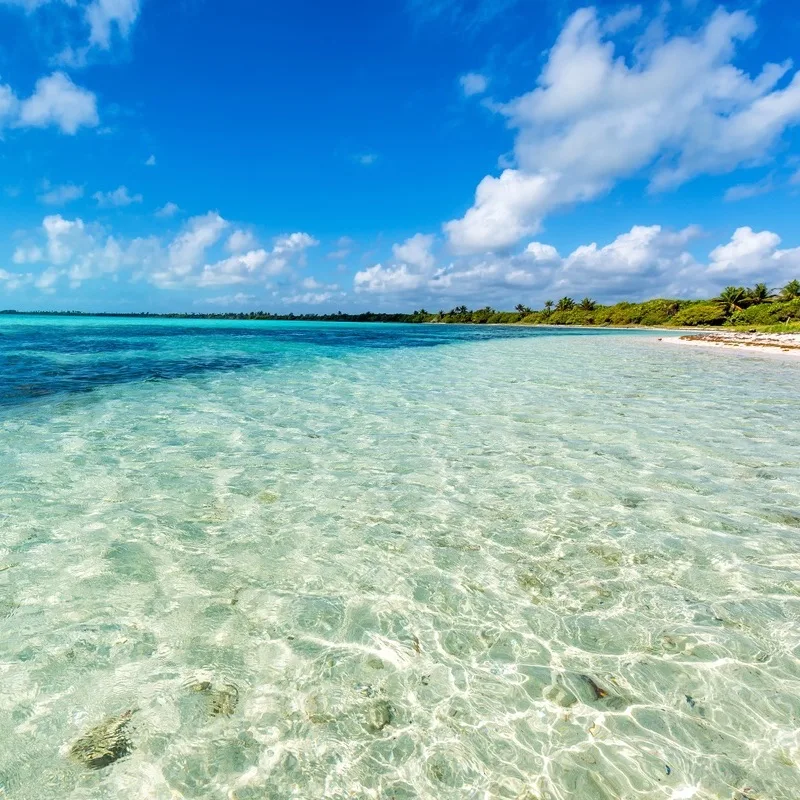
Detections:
1,316,799,799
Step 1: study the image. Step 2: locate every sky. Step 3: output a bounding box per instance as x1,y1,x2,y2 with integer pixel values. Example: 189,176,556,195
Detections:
1,0,800,313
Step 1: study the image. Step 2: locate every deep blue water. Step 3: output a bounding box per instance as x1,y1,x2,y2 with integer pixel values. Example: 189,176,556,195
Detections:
0,315,639,408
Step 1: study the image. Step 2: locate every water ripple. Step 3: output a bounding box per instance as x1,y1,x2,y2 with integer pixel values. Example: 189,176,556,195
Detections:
0,320,799,798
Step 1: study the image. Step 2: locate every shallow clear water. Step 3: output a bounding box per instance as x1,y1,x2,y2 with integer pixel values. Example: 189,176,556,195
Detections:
1,317,799,800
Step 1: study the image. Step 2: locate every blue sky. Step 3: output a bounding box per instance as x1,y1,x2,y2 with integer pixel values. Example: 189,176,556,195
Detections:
1,0,800,312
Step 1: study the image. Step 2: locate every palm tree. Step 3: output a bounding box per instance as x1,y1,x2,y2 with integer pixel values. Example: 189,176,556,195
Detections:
580,297,596,311
556,296,575,312
716,286,749,315
747,283,773,304
780,279,800,301
543,300,554,315
515,304,531,314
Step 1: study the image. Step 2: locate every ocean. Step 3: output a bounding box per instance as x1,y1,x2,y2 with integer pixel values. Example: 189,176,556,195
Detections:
1,315,799,799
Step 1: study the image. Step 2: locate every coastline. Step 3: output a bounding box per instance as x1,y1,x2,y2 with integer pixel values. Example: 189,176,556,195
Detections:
660,330,800,359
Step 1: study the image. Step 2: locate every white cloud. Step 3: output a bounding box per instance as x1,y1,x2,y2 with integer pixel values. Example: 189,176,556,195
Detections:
0,268,34,290
38,182,84,205
87,0,140,49
392,233,436,269
34,267,61,292
93,185,143,207
147,218,316,288
0,0,56,11
603,5,641,34
12,245,44,264
15,72,98,134
273,232,319,254
706,226,800,283
553,225,702,295
226,229,258,253
356,224,717,302
9,211,322,294
282,291,340,305
196,293,256,307
11,209,799,305
446,7,800,253
354,263,426,293
445,170,555,252
327,236,354,260
2,0,141,61
460,72,489,97
791,170,800,186
524,241,560,263
195,249,271,287
301,276,338,291
9,213,144,289
152,212,229,287
145,154,156,166
355,153,378,166
0,83,18,126
723,176,774,202
155,202,180,218
52,45,90,69
42,214,88,264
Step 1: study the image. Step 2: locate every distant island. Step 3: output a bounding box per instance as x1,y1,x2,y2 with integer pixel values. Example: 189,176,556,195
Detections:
3,280,799,331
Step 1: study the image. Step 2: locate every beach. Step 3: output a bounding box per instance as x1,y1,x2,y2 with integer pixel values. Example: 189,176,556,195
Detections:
661,329,800,359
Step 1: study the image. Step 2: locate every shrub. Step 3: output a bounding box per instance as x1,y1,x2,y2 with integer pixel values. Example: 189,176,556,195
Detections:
669,302,727,326
728,299,800,326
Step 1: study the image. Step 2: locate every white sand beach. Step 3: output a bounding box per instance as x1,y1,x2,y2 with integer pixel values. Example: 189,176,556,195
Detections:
661,330,800,359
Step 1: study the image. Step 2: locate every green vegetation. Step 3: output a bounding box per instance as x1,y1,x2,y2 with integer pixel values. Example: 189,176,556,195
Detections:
3,279,800,330
422,279,800,330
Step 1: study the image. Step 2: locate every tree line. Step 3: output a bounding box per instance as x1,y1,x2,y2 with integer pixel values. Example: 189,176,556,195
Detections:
2,279,799,328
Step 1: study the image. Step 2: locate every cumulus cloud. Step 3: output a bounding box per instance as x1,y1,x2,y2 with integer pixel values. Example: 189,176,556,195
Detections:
194,250,272,287
93,185,143,207
151,212,230,287
706,227,800,283
150,219,317,289
445,7,800,253
38,182,84,205
460,72,489,96
10,213,148,289
145,154,156,166
354,153,378,166
14,72,98,134
354,222,800,305
273,232,318,253
392,233,435,269
354,263,426,294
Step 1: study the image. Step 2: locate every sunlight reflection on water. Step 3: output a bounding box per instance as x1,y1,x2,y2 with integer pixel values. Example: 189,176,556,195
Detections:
1,318,799,799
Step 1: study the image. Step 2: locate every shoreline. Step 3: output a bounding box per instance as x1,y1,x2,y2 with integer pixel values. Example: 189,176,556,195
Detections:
660,331,800,360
